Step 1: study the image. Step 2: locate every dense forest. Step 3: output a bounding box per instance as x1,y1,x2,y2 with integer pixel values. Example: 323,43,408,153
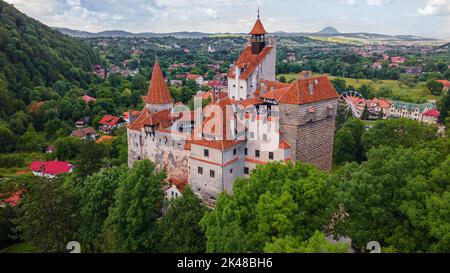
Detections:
0,0,100,118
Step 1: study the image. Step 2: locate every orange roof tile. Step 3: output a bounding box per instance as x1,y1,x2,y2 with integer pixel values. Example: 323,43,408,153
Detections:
168,178,188,192
228,46,274,80
128,108,173,131
279,140,291,149
249,18,268,35
145,62,174,105
189,140,244,151
261,76,339,105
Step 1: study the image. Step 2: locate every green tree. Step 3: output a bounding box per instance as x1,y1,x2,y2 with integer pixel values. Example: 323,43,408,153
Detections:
426,80,444,96
54,136,83,161
201,162,334,253
361,105,370,120
74,142,108,178
17,124,46,152
331,144,449,252
334,118,365,165
0,123,15,152
362,119,437,151
158,187,207,253
13,176,80,253
105,160,166,252
78,166,127,252
264,231,349,253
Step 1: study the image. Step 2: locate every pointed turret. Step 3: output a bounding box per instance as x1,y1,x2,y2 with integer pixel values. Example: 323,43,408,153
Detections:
249,10,267,54
145,62,174,113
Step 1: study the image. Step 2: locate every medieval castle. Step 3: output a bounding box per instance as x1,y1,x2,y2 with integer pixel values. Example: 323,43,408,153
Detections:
127,15,339,205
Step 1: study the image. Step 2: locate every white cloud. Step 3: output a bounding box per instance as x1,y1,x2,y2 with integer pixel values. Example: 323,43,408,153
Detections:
418,0,450,16
366,0,391,6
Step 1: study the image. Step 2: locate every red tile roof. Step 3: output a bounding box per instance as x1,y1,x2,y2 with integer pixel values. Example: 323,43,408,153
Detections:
123,110,141,120
98,115,124,127
128,108,173,131
254,80,291,97
82,94,96,103
279,140,291,149
367,98,392,109
228,46,274,80
437,80,450,88
145,62,174,105
168,178,188,192
249,18,268,35
423,109,440,117
261,76,339,105
236,98,265,108
96,135,114,144
190,140,244,151
29,161,73,175
187,74,202,80
0,191,23,207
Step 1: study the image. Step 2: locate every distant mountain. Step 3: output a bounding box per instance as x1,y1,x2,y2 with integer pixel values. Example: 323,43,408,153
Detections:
54,28,212,39
317,26,339,35
54,26,435,42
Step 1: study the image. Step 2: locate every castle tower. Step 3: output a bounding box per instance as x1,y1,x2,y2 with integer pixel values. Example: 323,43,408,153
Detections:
145,62,174,113
249,10,267,54
227,11,276,101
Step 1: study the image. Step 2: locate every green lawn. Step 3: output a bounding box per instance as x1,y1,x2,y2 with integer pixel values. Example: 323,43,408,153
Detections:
277,73,438,103
0,242,34,253
0,152,50,178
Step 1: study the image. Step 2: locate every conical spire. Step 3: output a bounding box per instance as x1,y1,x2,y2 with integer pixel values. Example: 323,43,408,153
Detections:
249,10,267,35
145,62,174,105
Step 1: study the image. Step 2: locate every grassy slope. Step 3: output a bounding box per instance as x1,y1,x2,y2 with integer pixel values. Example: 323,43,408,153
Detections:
277,73,438,102
0,242,34,253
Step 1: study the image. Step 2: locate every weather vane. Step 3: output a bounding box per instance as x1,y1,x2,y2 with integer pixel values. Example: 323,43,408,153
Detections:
257,7,260,19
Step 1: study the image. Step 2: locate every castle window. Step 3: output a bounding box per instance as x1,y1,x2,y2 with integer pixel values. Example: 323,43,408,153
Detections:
244,167,250,174
269,152,274,160
255,150,260,158
198,167,203,175
263,134,268,142
230,168,233,174
210,170,215,178
233,148,237,155
245,148,248,155
204,149,209,157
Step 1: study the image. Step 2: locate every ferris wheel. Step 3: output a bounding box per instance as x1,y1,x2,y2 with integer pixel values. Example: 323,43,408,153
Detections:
339,91,366,118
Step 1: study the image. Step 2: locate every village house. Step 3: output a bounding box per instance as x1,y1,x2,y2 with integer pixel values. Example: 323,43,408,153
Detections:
127,14,339,205
365,98,392,119
437,80,450,92
71,127,98,141
98,115,126,134
187,74,204,85
405,66,423,75
0,191,22,208
75,120,86,128
388,101,438,124
421,109,441,124
29,161,74,179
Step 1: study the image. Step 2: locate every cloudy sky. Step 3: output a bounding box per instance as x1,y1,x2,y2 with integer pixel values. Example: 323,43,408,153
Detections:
4,0,450,38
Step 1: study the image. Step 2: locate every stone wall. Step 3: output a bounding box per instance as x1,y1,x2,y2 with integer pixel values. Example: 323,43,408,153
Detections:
279,99,338,171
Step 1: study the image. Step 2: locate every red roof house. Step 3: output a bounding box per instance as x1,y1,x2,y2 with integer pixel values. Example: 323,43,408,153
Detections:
98,115,126,133
29,161,74,177
0,191,23,207
437,80,450,91
82,94,96,103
